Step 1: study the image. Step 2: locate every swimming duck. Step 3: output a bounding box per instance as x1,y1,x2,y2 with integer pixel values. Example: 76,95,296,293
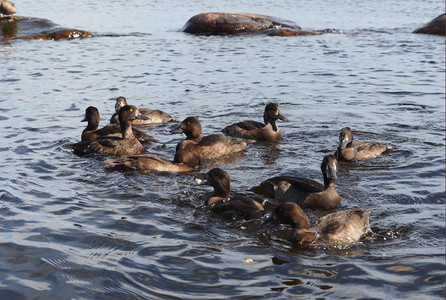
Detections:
170,116,247,159
222,103,288,141
258,154,340,209
0,0,16,19
199,168,265,220
334,127,394,161
261,202,370,246
110,96,173,125
104,148,201,173
72,105,146,156
80,106,157,143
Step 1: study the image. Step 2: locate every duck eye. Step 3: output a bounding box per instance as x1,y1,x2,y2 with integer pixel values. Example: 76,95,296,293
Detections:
129,108,133,112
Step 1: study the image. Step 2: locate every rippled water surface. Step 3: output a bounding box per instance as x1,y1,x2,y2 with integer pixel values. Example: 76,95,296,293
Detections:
1,0,445,299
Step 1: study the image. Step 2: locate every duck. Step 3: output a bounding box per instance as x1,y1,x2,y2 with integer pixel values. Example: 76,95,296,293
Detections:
71,105,146,157
257,154,340,209
110,96,173,125
198,168,265,220
104,148,201,173
0,0,16,19
170,116,247,160
261,202,370,246
222,103,288,141
334,127,394,161
80,106,157,143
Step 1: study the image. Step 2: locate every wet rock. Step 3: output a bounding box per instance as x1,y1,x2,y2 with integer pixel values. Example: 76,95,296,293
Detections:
0,16,94,40
413,13,445,36
182,12,301,35
21,29,93,40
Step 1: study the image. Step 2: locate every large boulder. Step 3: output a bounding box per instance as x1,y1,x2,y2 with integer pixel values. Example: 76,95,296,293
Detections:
413,13,445,36
182,12,302,35
0,16,94,40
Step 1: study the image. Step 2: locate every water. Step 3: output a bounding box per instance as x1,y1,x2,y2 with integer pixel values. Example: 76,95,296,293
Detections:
1,0,445,299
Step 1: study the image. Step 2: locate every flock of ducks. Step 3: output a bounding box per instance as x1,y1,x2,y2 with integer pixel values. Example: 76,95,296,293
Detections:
70,97,394,247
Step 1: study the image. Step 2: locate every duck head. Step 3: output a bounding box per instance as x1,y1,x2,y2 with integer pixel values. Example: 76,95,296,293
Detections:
170,116,202,140
261,202,310,230
321,154,338,181
338,127,353,149
81,106,100,129
114,96,129,113
263,103,288,132
118,105,150,137
198,168,231,204
260,202,316,245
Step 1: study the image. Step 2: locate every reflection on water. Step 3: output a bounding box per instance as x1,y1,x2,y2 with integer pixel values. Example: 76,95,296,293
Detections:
0,0,445,298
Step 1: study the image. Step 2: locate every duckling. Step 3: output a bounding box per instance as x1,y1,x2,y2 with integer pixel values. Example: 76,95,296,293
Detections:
72,105,146,157
334,127,394,161
110,96,173,125
222,103,288,141
0,0,16,20
104,148,201,173
199,168,265,220
257,154,340,209
80,106,157,143
261,202,370,246
170,116,247,160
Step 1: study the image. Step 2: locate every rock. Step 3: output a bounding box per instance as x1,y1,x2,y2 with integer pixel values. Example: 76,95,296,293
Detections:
22,29,93,40
413,13,445,36
0,16,94,40
182,12,301,35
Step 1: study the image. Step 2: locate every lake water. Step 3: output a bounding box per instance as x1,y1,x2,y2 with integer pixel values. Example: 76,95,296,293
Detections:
1,0,445,299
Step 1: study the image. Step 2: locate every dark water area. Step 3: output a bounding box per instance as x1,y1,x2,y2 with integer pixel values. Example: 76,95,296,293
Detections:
1,0,445,299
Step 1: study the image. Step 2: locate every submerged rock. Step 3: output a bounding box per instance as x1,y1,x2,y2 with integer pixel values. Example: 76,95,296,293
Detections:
413,13,445,36
0,16,94,40
182,12,341,37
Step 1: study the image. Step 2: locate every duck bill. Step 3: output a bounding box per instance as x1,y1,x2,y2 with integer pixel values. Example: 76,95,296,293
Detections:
170,125,183,134
81,117,87,122
259,214,281,232
277,113,288,122
115,102,123,112
339,140,349,149
327,168,337,180
194,173,208,186
136,114,151,121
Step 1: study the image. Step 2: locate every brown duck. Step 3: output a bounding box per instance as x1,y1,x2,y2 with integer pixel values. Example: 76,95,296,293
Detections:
199,168,265,220
261,202,370,246
104,148,201,173
110,96,173,125
334,127,394,161
258,154,341,210
222,103,288,141
171,116,246,160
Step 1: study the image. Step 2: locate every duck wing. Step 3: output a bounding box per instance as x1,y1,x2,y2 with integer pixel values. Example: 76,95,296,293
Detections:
139,108,173,123
350,141,391,159
260,176,324,205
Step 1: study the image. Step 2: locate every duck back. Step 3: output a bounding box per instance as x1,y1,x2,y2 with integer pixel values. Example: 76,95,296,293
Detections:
313,208,370,244
210,195,264,220
338,141,390,160
86,135,144,156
